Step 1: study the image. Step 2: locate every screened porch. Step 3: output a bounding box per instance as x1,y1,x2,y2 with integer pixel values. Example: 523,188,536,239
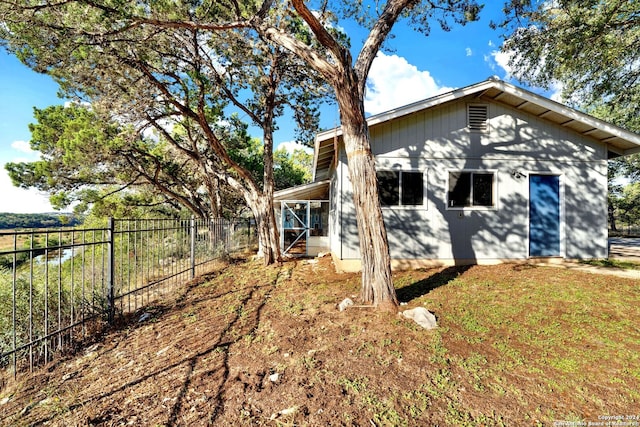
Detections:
273,180,330,257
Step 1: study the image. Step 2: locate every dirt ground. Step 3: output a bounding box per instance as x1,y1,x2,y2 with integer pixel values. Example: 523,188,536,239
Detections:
1,254,639,426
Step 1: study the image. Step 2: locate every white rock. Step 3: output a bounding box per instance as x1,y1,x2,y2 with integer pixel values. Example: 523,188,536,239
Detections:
401,307,438,330
269,372,280,382
280,406,298,416
338,298,354,312
156,346,171,356
61,372,77,382
138,312,152,322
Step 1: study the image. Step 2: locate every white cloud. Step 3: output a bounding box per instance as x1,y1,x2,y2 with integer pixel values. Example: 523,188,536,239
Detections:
64,99,92,109
548,81,564,103
488,49,515,79
487,47,565,102
276,141,313,154
11,140,34,154
466,47,473,57
0,166,55,213
0,142,56,213
364,52,454,115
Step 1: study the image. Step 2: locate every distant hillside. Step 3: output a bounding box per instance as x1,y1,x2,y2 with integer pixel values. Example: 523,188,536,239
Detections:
0,212,82,230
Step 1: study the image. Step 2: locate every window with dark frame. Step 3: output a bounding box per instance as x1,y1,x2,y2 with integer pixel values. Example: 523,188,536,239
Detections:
448,171,495,208
377,170,424,207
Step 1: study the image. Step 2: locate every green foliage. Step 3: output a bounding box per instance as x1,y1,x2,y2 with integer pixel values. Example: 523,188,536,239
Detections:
6,104,123,193
274,147,313,189
0,260,103,360
0,213,82,230
498,1,639,117
0,0,330,236
613,182,640,231
580,258,640,270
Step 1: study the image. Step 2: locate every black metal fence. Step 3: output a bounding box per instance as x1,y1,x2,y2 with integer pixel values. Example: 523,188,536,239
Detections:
0,217,255,378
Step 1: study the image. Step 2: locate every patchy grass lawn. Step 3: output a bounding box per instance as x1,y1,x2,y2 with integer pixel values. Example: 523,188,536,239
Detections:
1,256,639,426
580,258,640,270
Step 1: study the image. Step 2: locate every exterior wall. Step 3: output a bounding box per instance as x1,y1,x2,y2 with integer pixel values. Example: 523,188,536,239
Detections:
329,163,342,258
332,99,609,268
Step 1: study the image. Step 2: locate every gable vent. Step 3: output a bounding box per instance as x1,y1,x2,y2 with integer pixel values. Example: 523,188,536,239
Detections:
467,104,488,132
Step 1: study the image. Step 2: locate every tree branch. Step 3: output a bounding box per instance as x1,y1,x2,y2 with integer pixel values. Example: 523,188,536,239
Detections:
356,0,417,93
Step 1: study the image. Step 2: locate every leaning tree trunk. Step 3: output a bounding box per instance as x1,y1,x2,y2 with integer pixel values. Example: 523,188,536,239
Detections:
337,87,398,311
215,171,281,266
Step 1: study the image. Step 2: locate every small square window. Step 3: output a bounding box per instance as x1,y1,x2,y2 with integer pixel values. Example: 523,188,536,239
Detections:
448,171,495,208
377,170,424,207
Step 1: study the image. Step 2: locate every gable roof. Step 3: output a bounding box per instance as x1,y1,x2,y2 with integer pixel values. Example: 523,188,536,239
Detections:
312,77,640,181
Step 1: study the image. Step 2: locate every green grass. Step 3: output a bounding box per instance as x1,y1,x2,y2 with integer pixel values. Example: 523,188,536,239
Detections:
393,263,640,422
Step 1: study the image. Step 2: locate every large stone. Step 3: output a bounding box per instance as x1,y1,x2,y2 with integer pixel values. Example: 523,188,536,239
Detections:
338,298,354,312
401,307,438,330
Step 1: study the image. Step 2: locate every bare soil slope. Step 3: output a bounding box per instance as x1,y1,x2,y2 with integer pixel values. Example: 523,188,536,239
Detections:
1,256,639,426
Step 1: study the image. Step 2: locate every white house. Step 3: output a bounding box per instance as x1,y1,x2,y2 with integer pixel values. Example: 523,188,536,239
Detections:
274,78,640,272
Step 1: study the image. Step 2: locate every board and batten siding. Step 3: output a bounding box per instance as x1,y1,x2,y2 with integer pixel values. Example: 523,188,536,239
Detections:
332,99,608,265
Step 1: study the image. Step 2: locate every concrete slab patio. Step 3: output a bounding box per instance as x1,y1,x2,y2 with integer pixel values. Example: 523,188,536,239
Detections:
537,238,640,280
609,237,640,261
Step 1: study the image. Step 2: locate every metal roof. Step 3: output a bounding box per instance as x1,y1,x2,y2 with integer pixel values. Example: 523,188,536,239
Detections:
312,77,640,181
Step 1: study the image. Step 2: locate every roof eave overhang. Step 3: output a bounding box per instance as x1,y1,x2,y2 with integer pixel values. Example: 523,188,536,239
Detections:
624,146,640,156
273,179,331,202
488,80,640,151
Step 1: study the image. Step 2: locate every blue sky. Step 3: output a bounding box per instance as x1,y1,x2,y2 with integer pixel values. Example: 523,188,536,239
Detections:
0,3,558,213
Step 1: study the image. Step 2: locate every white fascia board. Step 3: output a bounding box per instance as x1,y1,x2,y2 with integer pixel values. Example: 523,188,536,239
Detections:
274,179,330,201
494,80,640,148
311,134,321,182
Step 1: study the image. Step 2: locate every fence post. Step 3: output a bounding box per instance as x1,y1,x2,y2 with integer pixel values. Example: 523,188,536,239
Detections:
106,218,115,324
190,216,196,279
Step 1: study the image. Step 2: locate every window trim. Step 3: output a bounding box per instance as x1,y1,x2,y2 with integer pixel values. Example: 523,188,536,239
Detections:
376,168,428,210
446,169,498,211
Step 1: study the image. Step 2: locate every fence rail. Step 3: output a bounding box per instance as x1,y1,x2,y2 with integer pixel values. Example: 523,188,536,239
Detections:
0,217,255,379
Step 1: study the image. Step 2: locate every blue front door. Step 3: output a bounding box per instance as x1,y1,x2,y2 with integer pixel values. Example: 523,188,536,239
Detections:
529,174,560,257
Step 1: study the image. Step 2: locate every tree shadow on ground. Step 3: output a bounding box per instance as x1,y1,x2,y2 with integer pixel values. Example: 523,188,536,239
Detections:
396,265,472,303
14,258,288,427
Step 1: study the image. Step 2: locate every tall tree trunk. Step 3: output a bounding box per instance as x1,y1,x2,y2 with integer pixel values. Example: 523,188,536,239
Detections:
336,84,398,311
250,194,280,265
209,175,221,218
260,62,282,267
